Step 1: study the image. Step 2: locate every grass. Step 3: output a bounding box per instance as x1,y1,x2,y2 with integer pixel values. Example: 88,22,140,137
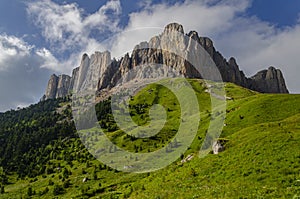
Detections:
1,80,300,198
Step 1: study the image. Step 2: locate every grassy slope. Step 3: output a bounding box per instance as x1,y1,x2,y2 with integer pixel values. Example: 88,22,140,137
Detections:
2,80,300,199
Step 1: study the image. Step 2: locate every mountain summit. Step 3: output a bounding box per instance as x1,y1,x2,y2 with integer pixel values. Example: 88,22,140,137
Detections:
42,23,288,100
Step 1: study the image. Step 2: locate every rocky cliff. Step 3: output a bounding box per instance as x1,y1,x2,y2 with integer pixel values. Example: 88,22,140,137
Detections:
249,67,289,93
43,74,59,100
56,75,71,98
42,74,72,100
42,23,289,100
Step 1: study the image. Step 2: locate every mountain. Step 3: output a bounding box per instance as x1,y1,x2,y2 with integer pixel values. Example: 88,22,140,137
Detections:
1,22,296,198
1,81,299,198
42,23,288,100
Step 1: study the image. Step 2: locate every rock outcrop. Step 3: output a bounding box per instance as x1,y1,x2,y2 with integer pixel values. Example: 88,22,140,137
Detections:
56,75,71,98
69,67,79,93
249,67,289,93
43,74,72,100
212,140,225,154
44,74,59,100
42,23,289,100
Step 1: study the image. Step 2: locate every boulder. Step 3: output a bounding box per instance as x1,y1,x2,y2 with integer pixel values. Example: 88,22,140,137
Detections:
212,140,225,154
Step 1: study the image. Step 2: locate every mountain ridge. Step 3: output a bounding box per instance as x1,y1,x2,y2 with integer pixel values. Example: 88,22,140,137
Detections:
42,23,289,100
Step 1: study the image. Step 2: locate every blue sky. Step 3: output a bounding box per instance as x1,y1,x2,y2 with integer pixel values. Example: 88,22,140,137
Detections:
0,0,300,111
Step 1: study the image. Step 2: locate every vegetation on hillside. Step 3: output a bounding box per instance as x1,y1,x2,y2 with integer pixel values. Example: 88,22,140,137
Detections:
0,80,299,198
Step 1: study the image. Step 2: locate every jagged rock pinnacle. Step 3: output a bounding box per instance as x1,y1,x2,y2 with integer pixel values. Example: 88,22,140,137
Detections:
164,22,184,34
42,22,289,100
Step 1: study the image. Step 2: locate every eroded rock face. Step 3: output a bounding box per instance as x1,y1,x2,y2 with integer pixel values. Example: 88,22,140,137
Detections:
69,67,79,93
44,74,72,100
44,74,59,100
249,67,289,93
164,22,184,34
42,22,289,100
75,53,90,92
56,75,71,98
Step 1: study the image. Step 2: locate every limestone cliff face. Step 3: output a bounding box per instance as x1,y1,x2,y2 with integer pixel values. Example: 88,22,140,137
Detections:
44,74,59,100
249,67,289,93
43,74,72,100
75,54,90,92
73,51,118,92
56,75,71,98
42,22,289,100
69,67,79,93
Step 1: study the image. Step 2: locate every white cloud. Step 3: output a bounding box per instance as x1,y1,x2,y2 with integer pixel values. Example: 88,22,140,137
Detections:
26,0,122,73
126,0,249,33
84,0,121,28
0,34,59,72
0,34,56,111
27,1,84,45
237,25,300,93
35,48,60,71
110,0,252,57
0,34,33,70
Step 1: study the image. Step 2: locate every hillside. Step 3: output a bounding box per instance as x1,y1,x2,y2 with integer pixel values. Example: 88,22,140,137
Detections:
0,80,299,198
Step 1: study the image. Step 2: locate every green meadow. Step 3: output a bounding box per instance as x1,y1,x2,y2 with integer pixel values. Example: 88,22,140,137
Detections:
0,79,299,198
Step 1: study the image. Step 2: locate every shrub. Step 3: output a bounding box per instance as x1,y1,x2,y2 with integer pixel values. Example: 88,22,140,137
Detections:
48,179,54,185
27,186,34,196
53,184,64,195
38,187,49,196
0,185,4,194
63,179,71,188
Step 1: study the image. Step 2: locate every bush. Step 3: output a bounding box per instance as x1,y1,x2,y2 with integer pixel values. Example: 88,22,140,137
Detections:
62,168,69,179
0,185,4,194
27,186,34,196
48,179,54,186
93,171,98,180
53,184,64,195
63,179,71,188
38,187,49,196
